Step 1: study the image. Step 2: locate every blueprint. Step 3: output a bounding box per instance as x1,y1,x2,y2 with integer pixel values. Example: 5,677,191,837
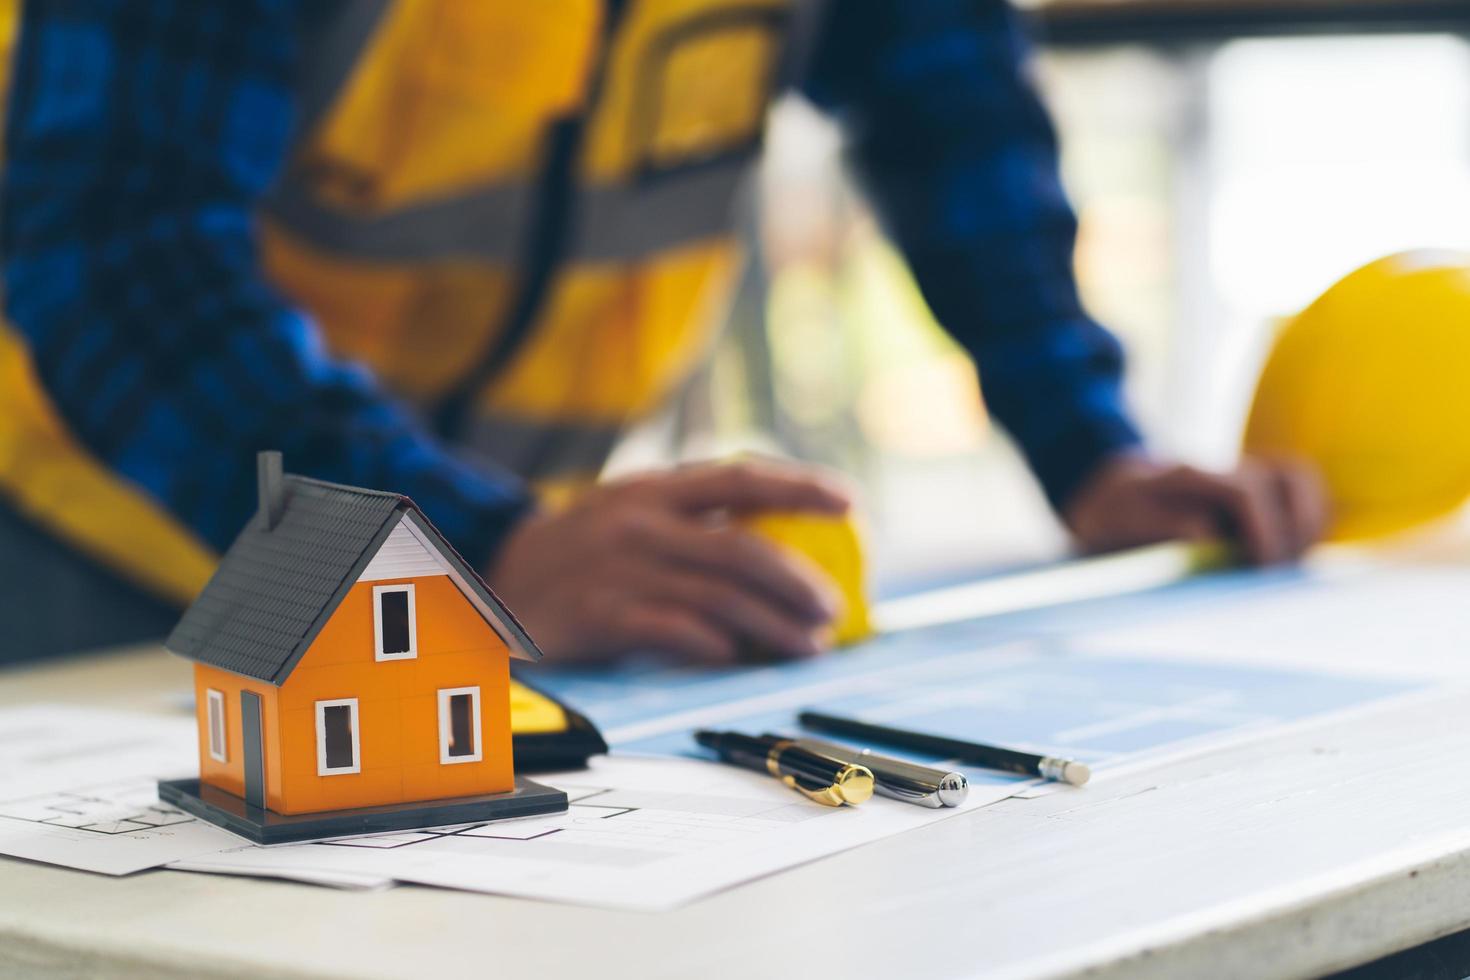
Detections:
529,566,1424,796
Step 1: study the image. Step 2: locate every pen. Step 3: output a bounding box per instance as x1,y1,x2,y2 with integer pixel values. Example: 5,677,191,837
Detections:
694,730,874,806
781,735,969,808
797,711,1091,786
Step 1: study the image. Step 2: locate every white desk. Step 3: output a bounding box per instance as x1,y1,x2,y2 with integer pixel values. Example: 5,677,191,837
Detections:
5,551,1470,980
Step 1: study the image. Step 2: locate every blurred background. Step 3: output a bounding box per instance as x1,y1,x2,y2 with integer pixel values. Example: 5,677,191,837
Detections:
606,0,1470,593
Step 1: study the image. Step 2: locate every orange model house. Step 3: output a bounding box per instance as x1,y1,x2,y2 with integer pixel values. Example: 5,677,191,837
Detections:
158,452,567,843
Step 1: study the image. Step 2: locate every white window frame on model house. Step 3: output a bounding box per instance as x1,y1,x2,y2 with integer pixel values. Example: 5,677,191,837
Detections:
206,688,227,763
437,686,483,765
373,583,418,661
315,698,362,776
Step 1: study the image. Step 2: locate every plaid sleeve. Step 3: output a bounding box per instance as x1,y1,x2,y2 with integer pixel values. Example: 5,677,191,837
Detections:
801,0,1143,511
1,0,531,562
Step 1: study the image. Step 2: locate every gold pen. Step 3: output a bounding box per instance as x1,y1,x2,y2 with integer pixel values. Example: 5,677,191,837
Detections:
694,730,874,806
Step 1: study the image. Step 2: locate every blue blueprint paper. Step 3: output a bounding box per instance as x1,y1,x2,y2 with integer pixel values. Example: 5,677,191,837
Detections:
530,568,1421,792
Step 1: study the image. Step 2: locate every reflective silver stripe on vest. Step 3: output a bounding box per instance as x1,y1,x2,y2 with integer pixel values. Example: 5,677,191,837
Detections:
262,178,533,262
261,151,754,266
570,156,753,263
463,415,627,481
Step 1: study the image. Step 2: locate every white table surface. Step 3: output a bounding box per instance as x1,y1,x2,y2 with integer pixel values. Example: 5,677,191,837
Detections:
6,547,1470,980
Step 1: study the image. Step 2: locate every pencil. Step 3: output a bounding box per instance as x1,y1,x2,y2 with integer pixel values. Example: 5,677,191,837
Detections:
796,711,1091,786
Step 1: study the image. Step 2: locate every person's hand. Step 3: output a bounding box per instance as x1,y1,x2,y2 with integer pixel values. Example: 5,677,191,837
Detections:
486,460,852,666
1064,454,1329,565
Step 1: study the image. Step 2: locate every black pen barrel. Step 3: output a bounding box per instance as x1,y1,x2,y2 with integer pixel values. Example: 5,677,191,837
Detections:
798,711,1043,776
694,730,772,772
769,744,850,786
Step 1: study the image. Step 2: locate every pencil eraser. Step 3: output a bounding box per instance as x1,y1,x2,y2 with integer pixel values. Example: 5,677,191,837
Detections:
1063,762,1091,786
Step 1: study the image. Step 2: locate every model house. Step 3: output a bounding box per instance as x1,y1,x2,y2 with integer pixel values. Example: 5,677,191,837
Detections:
159,452,565,842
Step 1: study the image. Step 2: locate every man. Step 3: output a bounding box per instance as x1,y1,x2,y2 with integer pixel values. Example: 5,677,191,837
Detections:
0,0,1324,665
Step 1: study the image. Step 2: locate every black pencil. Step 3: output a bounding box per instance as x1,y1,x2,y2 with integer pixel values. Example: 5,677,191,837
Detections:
797,711,1091,786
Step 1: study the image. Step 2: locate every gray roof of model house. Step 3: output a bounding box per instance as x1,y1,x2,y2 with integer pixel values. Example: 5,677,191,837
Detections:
165,453,541,683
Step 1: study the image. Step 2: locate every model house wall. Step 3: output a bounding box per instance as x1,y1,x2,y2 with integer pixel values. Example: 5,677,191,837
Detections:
195,567,515,816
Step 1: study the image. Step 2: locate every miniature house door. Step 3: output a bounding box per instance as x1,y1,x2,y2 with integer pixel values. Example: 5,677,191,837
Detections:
240,690,266,809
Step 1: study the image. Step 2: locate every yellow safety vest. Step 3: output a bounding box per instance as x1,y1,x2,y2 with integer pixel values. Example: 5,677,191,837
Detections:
0,0,808,606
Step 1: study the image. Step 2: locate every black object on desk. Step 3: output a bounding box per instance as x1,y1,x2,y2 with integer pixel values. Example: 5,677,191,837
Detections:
509,674,608,773
797,711,1091,786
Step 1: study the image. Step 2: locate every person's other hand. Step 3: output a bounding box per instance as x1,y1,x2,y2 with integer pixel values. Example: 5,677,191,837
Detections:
1064,454,1329,565
486,460,851,666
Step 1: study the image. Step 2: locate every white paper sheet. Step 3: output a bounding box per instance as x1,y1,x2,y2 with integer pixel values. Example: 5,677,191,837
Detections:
169,860,395,891
166,755,1008,910
0,706,242,875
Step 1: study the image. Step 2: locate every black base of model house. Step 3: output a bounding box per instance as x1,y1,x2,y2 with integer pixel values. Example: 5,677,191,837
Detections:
158,776,569,845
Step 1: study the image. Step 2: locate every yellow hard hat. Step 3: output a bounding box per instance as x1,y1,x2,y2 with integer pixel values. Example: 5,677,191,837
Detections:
1243,251,1470,541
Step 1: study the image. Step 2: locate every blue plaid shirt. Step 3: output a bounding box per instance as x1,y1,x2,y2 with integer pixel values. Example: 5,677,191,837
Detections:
2,0,1140,566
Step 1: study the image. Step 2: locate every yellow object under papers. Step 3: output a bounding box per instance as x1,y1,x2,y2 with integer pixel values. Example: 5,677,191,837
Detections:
508,678,607,770
509,678,569,733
